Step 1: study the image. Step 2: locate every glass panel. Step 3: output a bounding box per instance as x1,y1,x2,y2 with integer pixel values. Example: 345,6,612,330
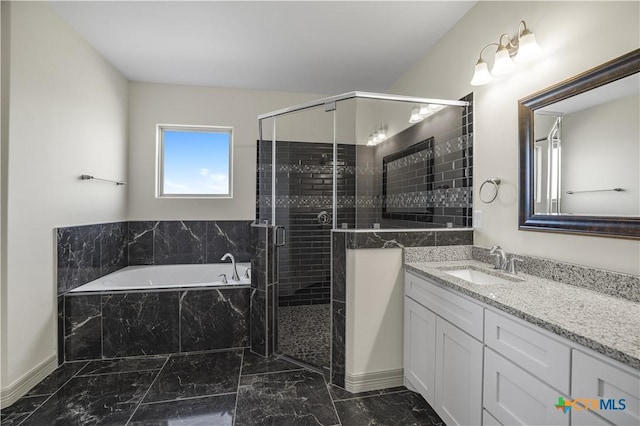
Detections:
338,96,473,229
273,104,334,370
257,116,275,223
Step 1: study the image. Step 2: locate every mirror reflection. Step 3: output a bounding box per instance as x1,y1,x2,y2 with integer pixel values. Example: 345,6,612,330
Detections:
533,73,640,216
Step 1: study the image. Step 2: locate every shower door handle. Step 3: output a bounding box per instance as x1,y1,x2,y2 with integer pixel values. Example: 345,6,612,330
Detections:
275,226,286,247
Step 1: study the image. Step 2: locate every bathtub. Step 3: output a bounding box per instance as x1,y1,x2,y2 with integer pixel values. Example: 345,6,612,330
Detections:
70,262,251,292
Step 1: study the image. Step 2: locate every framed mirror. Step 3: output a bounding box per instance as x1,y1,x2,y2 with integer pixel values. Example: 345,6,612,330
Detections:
519,49,640,239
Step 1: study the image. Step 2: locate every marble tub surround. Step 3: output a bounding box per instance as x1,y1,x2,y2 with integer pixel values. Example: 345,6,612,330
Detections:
128,220,252,265
1,348,443,426
62,287,250,361
57,220,253,294
405,260,640,370
57,222,128,295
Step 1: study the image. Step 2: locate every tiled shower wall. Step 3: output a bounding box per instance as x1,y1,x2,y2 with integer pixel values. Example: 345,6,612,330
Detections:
375,93,474,229
257,141,356,306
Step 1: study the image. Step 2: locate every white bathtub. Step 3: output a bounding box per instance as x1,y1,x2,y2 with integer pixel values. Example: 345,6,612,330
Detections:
70,262,251,292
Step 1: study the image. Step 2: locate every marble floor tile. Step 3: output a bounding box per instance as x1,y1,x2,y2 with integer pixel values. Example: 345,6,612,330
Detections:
19,371,157,426
0,395,48,426
77,356,168,376
235,370,339,426
128,394,236,426
240,349,304,376
334,391,444,426
26,361,88,396
142,351,242,403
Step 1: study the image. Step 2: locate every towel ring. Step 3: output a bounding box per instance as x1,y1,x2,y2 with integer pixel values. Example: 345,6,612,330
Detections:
479,178,501,203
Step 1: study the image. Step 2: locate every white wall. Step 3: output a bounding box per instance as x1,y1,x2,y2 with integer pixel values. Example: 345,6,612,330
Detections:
346,248,404,390
561,94,639,216
1,1,128,398
388,1,640,275
127,82,325,220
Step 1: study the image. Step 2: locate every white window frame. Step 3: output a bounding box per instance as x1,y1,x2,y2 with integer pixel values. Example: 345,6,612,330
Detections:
156,124,234,199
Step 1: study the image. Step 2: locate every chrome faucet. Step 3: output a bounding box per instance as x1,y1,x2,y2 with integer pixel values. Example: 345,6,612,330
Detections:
220,253,240,281
489,245,508,270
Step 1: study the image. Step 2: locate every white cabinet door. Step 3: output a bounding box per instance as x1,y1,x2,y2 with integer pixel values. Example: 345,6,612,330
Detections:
571,350,639,426
484,348,569,426
434,317,483,426
571,409,614,426
404,296,437,403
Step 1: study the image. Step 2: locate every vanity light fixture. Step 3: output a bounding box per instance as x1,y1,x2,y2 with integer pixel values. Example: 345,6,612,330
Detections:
408,103,446,124
470,20,541,86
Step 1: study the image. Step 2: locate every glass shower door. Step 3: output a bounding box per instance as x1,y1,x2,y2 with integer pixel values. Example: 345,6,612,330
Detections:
272,104,335,370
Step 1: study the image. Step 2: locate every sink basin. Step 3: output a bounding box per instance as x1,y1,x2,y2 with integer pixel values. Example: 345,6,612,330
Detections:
443,268,511,285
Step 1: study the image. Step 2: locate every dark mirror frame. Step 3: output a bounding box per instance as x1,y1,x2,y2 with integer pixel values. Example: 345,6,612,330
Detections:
518,49,640,239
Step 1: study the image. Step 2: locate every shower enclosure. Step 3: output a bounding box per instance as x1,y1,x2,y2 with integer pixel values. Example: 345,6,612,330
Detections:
256,92,473,371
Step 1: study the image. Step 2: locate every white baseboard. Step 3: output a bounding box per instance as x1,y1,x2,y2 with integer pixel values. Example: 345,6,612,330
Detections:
345,368,404,393
0,353,57,408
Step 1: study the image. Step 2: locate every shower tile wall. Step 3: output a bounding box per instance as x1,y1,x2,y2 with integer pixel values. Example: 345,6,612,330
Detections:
359,93,474,229
257,141,356,307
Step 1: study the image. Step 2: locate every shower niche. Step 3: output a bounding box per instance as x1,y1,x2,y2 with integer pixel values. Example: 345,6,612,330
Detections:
255,92,473,372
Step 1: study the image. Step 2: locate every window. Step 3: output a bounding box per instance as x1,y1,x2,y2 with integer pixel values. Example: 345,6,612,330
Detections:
157,125,233,198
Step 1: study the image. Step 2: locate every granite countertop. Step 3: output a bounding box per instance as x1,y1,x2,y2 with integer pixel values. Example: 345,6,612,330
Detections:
405,260,640,371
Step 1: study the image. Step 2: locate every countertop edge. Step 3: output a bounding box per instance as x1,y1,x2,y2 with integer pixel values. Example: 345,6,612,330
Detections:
404,263,640,371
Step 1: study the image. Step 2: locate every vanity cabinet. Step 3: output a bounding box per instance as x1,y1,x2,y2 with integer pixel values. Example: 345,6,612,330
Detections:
484,348,569,426
404,272,483,426
404,269,639,426
571,350,639,426
404,296,437,402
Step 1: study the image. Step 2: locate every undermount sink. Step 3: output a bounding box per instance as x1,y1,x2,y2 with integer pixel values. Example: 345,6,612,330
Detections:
443,268,512,285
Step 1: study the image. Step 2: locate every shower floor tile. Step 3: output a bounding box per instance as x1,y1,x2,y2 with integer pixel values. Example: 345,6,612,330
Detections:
278,304,330,369
2,348,444,426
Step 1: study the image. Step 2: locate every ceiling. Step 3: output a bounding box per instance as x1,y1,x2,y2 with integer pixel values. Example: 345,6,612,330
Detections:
49,1,476,95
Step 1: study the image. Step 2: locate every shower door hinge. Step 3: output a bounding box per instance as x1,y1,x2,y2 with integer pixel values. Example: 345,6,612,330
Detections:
324,101,336,112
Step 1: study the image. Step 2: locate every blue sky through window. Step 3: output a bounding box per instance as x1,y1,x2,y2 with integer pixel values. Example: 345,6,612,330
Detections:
162,129,230,195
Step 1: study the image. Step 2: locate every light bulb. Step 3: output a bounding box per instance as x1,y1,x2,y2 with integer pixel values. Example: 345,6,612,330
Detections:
515,29,541,63
491,45,515,76
409,106,423,123
470,59,493,86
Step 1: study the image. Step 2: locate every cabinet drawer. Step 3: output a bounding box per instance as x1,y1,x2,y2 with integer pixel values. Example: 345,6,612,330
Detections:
571,409,614,426
571,349,639,426
405,271,484,340
482,409,502,426
484,348,569,426
484,309,571,394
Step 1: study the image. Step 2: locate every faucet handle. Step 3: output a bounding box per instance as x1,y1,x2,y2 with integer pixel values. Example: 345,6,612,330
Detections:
243,268,251,279
507,258,524,274
218,274,228,284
